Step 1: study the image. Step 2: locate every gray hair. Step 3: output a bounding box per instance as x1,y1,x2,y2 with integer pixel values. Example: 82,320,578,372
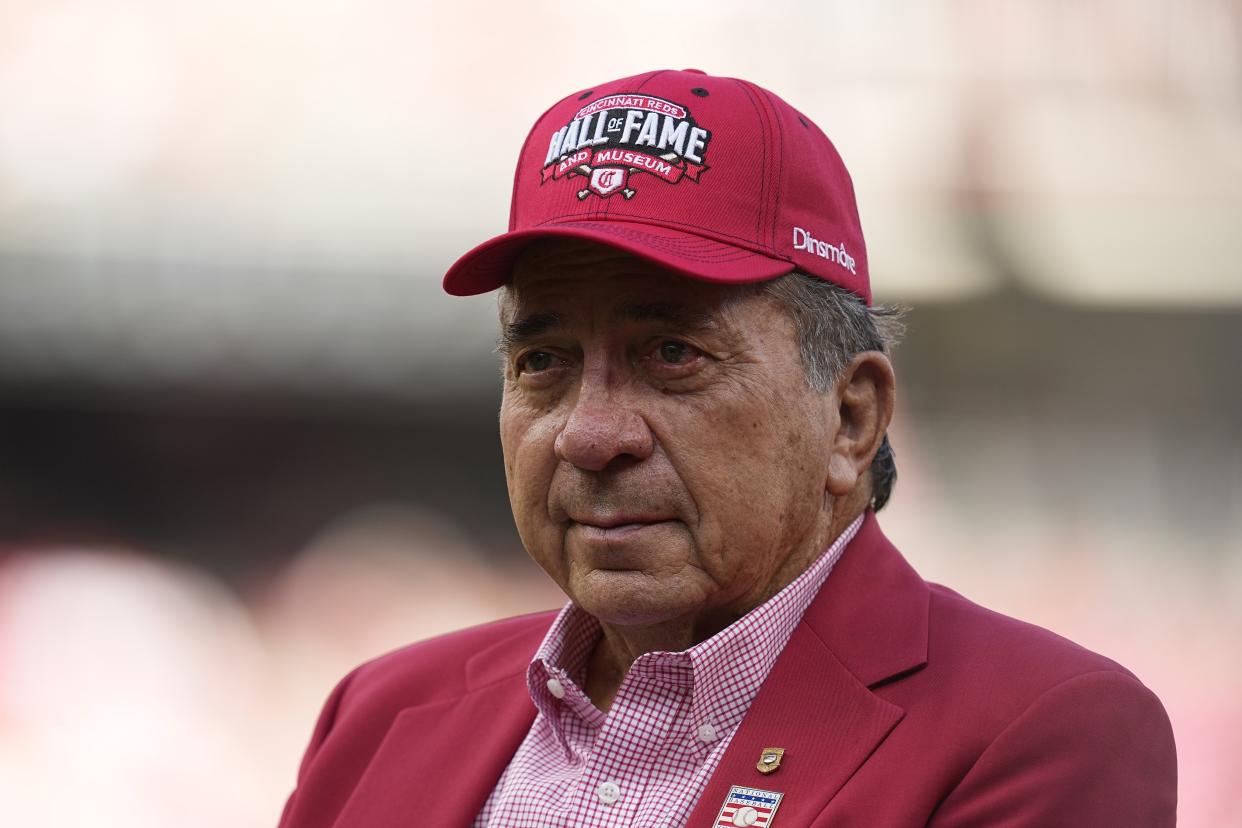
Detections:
762,271,906,511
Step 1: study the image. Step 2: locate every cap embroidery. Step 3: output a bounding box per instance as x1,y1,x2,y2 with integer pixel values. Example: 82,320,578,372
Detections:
792,226,857,275
540,94,711,200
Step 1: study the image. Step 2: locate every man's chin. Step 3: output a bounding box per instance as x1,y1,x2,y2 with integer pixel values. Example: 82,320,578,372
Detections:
570,570,706,630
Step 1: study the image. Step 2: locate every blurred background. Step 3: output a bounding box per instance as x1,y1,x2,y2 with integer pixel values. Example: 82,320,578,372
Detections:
1,0,1239,825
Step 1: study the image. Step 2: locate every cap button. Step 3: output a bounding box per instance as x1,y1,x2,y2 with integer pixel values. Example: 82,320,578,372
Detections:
682,68,707,75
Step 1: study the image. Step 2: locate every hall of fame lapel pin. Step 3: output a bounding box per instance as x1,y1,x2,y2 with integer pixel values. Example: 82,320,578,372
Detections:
756,747,785,775
714,785,784,827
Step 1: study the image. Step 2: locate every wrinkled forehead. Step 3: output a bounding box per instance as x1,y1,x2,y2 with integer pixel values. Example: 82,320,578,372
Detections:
502,239,763,324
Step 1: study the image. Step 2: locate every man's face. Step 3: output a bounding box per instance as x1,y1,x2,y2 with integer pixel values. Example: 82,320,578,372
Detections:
499,241,839,633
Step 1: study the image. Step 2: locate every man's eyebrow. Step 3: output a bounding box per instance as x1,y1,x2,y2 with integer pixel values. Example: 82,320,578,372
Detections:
617,301,719,330
498,311,563,353
497,302,720,354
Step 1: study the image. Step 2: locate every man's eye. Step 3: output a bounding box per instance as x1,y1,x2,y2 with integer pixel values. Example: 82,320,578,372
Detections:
656,340,697,365
517,351,559,374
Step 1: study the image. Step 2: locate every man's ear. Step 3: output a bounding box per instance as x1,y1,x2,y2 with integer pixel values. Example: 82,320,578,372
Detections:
826,351,896,497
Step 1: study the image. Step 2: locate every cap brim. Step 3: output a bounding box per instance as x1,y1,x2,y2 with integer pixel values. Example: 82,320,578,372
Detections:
442,219,795,296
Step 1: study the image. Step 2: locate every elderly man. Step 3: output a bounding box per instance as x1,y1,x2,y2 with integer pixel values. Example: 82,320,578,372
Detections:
279,69,1176,827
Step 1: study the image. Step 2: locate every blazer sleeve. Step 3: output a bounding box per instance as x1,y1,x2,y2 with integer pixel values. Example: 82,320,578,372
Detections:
928,669,1177,828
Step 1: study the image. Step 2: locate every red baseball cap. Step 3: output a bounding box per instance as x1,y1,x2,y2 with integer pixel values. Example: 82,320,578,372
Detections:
442,68,871,304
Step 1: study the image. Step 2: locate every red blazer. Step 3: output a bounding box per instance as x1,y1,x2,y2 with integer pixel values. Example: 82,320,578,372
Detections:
279,513,1177,827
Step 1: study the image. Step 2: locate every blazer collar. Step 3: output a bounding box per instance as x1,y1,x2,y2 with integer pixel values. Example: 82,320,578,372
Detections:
803,509,930,688
685,511,931,827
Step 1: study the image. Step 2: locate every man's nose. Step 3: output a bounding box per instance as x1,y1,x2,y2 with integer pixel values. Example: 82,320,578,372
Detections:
554,390,654,472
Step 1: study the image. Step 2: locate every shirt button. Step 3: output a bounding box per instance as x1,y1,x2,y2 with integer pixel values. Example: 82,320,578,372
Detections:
597,780,621,805
546,678,566,699
697,723,718,743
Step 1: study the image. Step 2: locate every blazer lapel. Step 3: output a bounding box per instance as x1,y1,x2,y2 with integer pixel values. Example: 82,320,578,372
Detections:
331,676,536,827
686,624,905,827
687,512,930,827
331,621,548,827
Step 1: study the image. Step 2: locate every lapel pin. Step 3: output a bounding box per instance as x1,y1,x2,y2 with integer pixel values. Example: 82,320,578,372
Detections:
715,785,784,827
756,747,785,775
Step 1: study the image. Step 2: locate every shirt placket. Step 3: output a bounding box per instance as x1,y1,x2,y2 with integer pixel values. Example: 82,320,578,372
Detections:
574,653,692,827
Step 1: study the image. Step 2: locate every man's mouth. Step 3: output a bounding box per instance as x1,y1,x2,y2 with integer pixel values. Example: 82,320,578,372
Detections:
568,515,675,540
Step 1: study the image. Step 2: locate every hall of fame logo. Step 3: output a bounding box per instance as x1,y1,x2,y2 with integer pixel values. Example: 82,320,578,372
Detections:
540,94,712,200
715,785,784,826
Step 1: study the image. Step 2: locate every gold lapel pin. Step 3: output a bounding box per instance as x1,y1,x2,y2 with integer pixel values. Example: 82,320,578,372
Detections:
756,747,785,775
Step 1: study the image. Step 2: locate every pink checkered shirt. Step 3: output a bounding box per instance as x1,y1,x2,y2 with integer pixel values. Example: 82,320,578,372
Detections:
474,514,864,828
